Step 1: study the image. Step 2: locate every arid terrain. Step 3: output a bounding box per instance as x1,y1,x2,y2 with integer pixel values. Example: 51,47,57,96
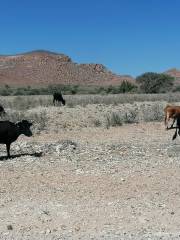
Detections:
0,51,134,86
0,50,180,88
0,96,180,239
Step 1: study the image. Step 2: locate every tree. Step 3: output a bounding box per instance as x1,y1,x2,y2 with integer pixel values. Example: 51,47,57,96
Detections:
136,72,174,93
118,81,137,93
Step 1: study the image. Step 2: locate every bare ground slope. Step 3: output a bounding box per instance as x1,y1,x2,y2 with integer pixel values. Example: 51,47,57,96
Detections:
0,121,180,239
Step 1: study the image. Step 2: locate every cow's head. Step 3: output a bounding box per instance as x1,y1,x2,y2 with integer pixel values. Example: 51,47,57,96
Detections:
16,120,33,137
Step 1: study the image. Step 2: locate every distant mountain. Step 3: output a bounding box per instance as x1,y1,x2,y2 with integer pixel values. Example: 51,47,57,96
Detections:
0,50,135,86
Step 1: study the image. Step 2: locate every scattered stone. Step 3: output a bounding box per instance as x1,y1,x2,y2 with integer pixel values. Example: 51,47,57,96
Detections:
45,228,51,234
61,225,66,230
7,225,13,230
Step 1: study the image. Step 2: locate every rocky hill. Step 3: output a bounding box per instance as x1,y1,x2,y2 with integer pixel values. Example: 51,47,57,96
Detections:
0,50,134,86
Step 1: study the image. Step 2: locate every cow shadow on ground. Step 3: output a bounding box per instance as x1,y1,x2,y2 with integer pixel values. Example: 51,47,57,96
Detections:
0,152,43,161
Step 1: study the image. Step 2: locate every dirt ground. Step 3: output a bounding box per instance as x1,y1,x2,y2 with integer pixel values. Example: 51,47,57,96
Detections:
0,122,180,239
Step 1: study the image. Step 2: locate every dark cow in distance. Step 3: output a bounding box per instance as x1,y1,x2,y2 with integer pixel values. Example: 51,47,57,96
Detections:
53,92,66,106
0,105,6,116
0,120,33,158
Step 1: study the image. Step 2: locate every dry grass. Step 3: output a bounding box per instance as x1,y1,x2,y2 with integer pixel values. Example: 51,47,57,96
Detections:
0,93,180,110
0,94,178,133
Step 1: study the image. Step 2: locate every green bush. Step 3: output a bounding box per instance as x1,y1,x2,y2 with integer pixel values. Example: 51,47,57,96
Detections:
136,72,174,93
118,81,137,93
103,82,137,94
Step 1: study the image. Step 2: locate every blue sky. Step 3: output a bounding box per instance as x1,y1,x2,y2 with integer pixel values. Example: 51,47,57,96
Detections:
0,0,180,77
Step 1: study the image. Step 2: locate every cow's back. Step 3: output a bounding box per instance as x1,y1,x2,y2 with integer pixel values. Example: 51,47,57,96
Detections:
54,92,62,99
164,105,180,112
0,121,17,144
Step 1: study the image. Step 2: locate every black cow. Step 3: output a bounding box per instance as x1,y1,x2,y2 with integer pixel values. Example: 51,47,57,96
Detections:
53,92,66,106
0,105,6,116
0,120,33,158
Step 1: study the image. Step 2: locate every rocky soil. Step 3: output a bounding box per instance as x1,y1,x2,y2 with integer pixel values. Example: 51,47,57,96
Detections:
0,119,180,239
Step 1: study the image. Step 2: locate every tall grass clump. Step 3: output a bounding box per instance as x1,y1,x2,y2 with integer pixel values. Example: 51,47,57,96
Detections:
139,102,165,122
92,119,102,127
123,109,138,124
105,112,123,129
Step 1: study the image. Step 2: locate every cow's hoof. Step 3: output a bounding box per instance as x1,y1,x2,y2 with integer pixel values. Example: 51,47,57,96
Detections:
172,135,177,140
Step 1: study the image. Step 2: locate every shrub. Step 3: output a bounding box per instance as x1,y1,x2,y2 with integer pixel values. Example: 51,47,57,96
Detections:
136,72,174,93
118,81,137,93
173,85,180,92
123,110,138,123
105,112,123,129
93,119,102,127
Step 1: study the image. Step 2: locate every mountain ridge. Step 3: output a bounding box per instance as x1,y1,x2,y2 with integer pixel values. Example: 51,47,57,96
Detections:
0,50,134,86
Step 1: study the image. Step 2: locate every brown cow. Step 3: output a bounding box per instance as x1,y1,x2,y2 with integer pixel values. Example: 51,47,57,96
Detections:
164,104,180,128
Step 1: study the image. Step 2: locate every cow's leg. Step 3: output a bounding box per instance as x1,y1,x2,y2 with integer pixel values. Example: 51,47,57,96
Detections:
178,127,180,136
6,143,10,158
165,116,167,128
165,112,170,129
53,99,55,106
172,117,180,140
170,117,176,128
172,128,178,140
